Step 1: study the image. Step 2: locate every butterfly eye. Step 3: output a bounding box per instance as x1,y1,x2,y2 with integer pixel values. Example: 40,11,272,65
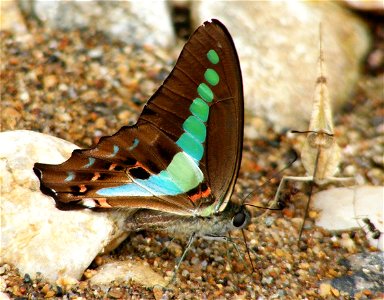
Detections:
232,210,247,228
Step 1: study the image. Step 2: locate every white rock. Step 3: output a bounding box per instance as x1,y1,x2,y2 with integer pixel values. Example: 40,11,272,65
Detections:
0,292,11,300
0,130,129,282
313,186,384,251
18,0,175,48
0,0,28,34
343,0,384,12
191,1,370,133
90,261,167,288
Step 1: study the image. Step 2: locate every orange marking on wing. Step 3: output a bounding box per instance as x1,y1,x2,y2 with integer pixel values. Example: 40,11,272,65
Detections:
134,161,151,173
91,172,101,181
202,187,211,198
79,185,87,193
109,163,117,171
189,193,201,202
189,187,211,203
97,198,112,208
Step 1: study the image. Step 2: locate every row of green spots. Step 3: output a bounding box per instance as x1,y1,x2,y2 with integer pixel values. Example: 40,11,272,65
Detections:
176,49,220,162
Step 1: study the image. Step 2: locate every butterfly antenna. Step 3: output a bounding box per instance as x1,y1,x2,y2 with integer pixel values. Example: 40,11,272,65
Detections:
241,229,255,272
245,203,282,211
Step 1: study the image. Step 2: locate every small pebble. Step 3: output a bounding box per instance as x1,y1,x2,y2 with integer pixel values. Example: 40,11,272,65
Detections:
0,277,6,292
23,274,32,283
0,265,10,275
107,288,123,299
153,286,164,300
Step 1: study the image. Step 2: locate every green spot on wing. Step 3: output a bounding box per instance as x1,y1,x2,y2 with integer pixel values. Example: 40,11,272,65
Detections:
183,116,206,143
197,83,213,102
204,69,219,86
166,152,203,192
190,98,209,122
207,49,219,64
176,132,204,161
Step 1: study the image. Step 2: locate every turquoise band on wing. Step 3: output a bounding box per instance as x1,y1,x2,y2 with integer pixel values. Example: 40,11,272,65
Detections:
190,98,209,122
197,83,213,102
96,152,203,196
176,132,204,161
183,116,206,143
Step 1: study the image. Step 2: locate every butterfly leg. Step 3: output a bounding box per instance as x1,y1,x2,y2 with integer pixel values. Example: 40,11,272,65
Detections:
204,234,244,261
168,232,196,285
223,235,246,266
157,237,176,257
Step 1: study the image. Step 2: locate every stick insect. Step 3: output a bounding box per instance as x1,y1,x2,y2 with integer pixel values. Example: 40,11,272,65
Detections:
273,24,355,240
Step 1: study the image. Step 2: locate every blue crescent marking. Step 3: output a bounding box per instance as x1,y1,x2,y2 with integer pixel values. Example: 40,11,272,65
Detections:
106,145,119,157
65,171,75,182
129,138,139,151
83,157,96,168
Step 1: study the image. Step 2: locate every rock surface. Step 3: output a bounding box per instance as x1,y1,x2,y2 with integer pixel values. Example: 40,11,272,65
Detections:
191,1,370,134
344,0,384,12
313,185,384,251
18,0,175,48
90,261,167,288
0,0,27,34
328,252,384,296
0,130,129,282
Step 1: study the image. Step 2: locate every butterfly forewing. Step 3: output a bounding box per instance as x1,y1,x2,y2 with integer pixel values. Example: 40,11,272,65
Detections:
34,19,244,216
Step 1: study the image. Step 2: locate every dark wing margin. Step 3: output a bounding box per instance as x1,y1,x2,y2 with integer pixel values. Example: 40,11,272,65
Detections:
205,20,243,212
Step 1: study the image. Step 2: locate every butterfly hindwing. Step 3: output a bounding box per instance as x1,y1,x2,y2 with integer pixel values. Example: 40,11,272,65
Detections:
34,19,244,216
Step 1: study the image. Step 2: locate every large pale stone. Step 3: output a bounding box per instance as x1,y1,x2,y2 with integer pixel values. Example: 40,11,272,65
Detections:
313,186,384,251
191,1,370,134
90,261,167,288
0,130,129,282
0,0,27,33
18,0,175,48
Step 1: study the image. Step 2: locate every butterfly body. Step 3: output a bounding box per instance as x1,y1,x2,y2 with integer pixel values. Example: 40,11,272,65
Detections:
34,20,247,238
125,201,250,238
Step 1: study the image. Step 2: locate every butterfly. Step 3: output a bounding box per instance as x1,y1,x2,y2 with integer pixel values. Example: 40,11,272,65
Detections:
34,19,251,279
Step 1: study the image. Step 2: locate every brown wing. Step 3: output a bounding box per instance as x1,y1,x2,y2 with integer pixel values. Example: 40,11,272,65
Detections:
34,19,243,215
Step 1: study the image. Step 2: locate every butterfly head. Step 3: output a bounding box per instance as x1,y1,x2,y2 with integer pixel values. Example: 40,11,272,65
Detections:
231,205,251,229
204,201,251,237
